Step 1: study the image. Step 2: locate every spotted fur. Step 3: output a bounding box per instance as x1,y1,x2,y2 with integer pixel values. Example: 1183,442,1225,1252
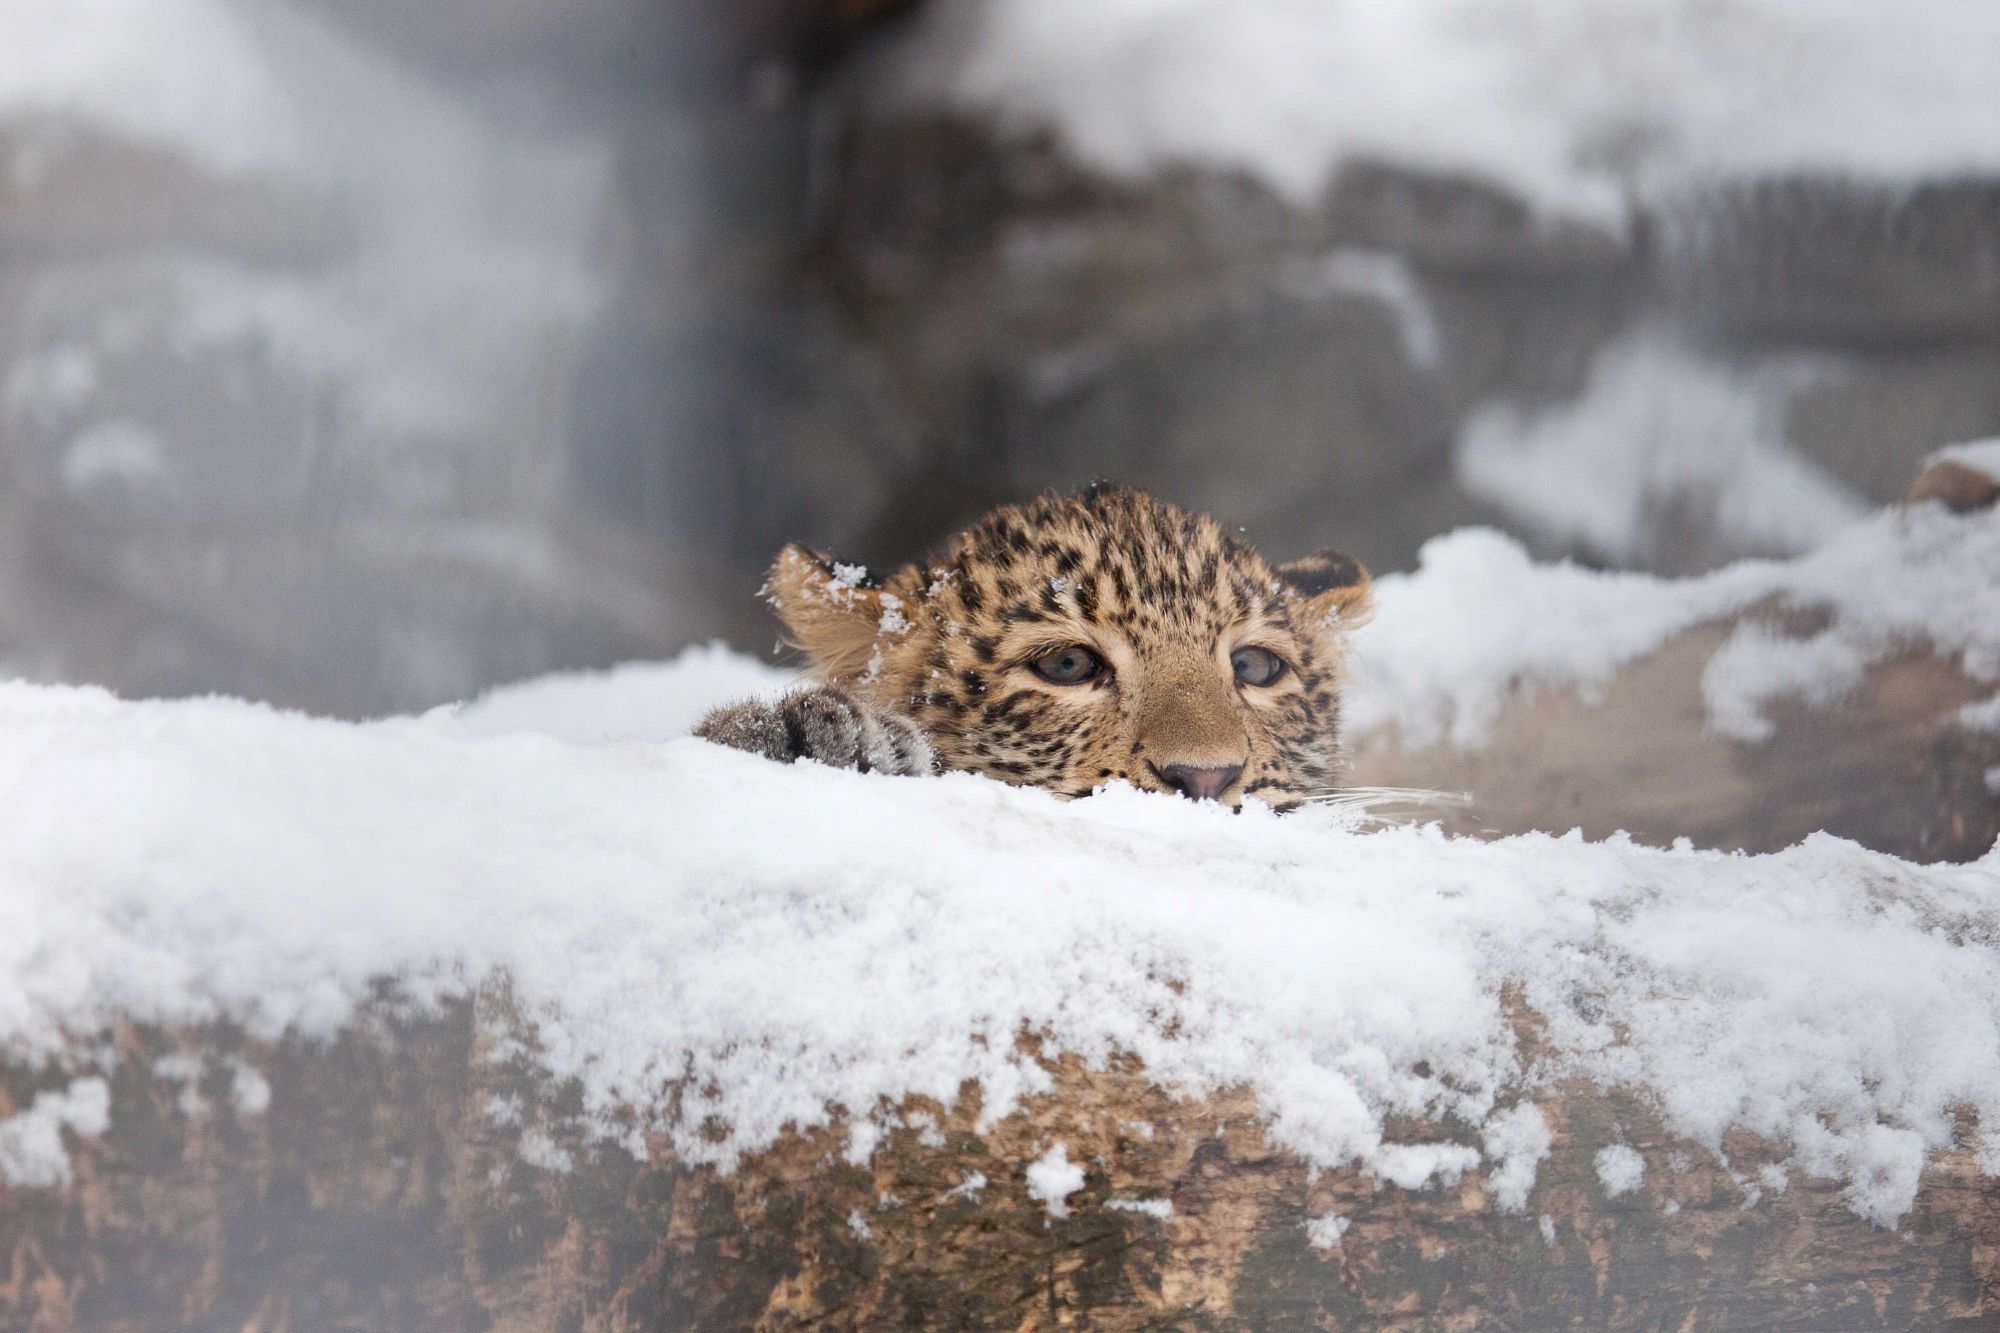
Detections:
696,486,1372,810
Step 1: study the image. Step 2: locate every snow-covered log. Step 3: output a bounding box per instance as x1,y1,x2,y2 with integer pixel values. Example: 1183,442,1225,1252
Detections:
2,461,1998,1328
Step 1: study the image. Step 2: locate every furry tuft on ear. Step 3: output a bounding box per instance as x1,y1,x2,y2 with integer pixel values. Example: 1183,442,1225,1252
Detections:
762,544,892,681
1277,549,1373,630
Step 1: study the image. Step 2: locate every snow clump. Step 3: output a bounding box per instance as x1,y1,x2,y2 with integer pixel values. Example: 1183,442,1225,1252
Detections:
1027,1144,1087,1219
1303,1212,1350,1252
1595,1144,1646,1198
1107,1197,1173,1220
0,1078,111,1188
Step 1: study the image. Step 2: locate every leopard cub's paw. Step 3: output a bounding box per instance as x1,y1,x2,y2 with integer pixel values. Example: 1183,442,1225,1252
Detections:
693,687,936,776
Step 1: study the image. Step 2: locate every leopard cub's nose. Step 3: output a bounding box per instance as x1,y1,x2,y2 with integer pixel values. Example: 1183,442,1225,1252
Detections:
1159,762,1244,802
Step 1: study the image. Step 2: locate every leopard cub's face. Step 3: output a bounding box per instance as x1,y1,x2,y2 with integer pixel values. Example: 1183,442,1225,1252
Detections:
764,486,1371,810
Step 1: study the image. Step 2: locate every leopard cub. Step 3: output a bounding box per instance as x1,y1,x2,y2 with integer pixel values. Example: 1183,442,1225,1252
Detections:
694,485,1370,810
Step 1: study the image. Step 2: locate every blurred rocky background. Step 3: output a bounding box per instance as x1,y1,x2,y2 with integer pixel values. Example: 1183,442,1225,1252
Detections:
4,0,1999,716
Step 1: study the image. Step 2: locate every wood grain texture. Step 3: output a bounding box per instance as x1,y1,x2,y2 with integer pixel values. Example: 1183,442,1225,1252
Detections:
3,1000,1998,1331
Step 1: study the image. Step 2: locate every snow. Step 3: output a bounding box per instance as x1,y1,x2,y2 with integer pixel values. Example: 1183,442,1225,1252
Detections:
1481,1103,1552,1213
1,496,1997,1224
59,421,170,501
887,0,2000,225
1027,1144,1087,1219
1701,625,1866,745
1107,1196,1174,1220
434,644,795,745
1283,250,1443,372
0,1078,110,1188
1346,489,2000,748
1303,1212,1349,1251
229,1060,271,1117
1930,438,2000,483
1456,336,1865,567
2,674,1995,1225
943,1172,987,1201
1,4,615,560
151,1054,207,1116
0,0,299,175
1595,1143,1646,1197
518,1129,575,1174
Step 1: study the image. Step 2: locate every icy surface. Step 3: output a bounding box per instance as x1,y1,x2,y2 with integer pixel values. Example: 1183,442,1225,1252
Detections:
888,0,2000,224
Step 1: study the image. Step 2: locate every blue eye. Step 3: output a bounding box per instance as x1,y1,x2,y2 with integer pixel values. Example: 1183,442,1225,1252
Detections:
1231,646,1286,686
1032,645,1106,685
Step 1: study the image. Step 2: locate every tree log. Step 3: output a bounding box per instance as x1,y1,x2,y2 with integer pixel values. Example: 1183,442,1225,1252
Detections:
3,1003,1997,1330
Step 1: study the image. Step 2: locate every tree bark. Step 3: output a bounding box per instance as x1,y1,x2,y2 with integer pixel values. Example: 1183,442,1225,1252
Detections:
3,1006,1997,1331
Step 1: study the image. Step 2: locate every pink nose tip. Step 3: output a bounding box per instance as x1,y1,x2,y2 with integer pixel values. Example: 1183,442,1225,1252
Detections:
1159,762,1244,801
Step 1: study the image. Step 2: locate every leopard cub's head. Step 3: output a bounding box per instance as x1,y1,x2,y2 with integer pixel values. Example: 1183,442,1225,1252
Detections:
762,486,1371,810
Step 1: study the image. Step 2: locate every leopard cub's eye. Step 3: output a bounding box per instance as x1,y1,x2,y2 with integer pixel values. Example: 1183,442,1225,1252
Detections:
1030,644,1106,685
1231,645,1287,687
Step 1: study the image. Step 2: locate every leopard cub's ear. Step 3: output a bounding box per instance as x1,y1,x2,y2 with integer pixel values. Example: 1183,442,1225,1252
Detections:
763,544,896,681
1276,549,1373,631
